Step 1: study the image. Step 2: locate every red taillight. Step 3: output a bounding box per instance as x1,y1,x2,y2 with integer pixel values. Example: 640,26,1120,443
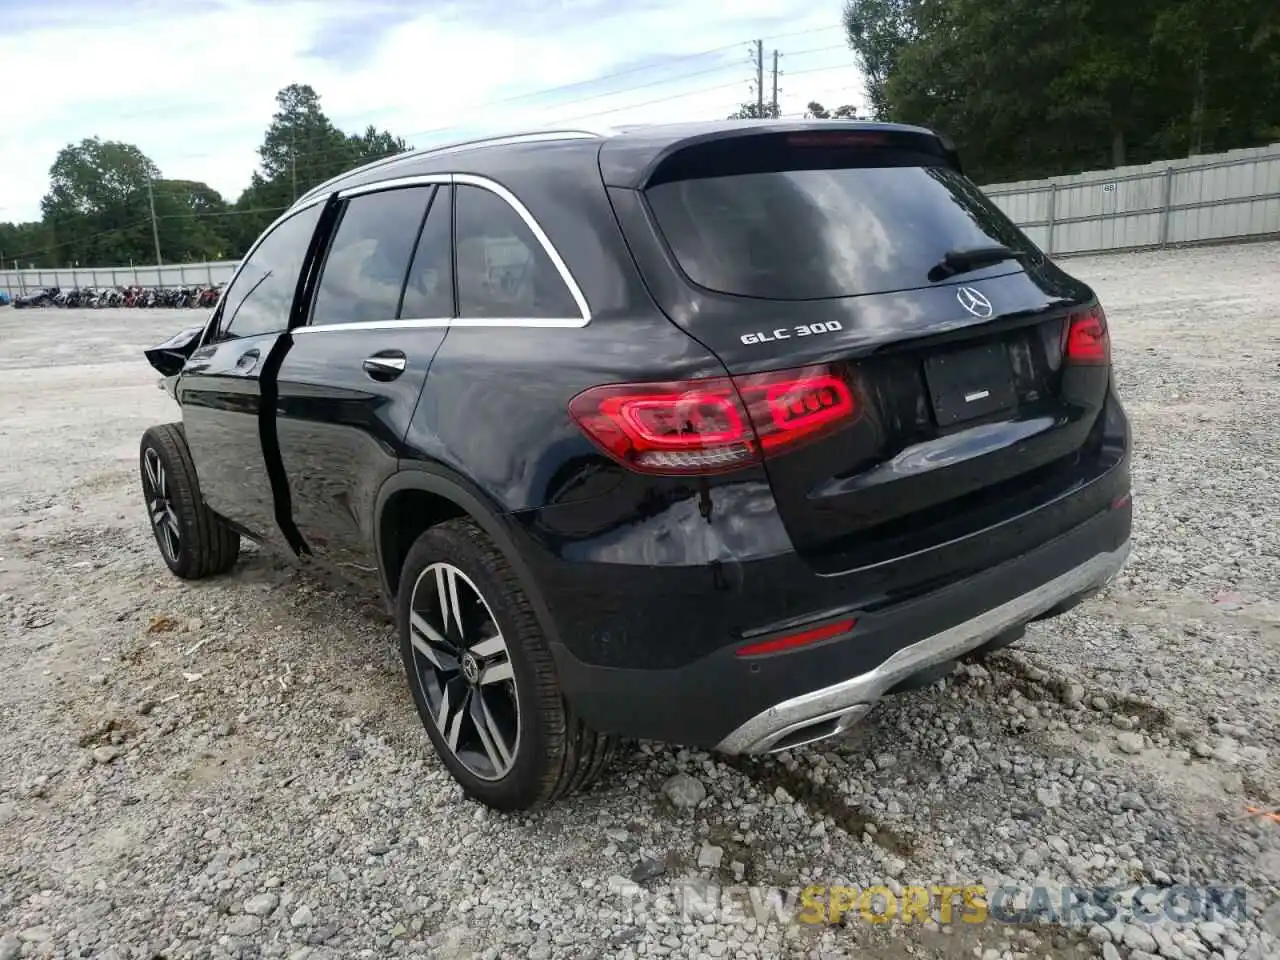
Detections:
1064,305,1111,365
568,379,754,474
736,370,856,452
736,617,857,658
785,132,886,148
568,365,857,475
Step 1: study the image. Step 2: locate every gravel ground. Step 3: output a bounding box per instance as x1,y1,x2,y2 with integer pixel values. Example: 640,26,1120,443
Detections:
1,241,1278,960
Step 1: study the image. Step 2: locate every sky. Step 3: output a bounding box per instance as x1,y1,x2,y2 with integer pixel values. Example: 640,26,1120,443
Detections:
0,0,866,224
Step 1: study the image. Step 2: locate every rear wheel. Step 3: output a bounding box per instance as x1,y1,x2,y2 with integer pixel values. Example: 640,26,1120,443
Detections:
397,518,614,810
139,423,240,579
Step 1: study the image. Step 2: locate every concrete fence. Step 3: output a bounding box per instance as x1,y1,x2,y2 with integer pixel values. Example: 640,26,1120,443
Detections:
0,260,238,298
2,142,1278,298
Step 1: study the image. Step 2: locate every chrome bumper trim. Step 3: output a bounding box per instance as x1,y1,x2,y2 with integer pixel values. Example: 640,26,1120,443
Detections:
716,543,1130,755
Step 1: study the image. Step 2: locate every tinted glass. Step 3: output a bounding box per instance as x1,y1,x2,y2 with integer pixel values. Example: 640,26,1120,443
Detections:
311,187,434,326
454,184,580,319
222,203,323,339
399,187,454,318
645,165,1039,301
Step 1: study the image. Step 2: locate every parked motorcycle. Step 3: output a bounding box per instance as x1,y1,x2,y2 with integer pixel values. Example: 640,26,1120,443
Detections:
13,287,59,308
6,282,225,309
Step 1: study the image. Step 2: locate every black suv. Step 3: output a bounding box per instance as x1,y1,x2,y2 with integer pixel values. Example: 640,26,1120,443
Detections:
140,121,1131,810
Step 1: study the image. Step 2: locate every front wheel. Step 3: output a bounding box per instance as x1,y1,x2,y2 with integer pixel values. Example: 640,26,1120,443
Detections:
397,519,614,810
139,423,240,579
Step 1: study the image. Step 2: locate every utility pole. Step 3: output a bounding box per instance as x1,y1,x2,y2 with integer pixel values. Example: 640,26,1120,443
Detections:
146,175,163,267
291,130,299,202
755,40,764,118
771,50,779,117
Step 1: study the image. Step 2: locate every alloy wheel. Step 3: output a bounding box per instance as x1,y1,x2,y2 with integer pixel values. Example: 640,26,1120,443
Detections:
143,447,180,563
408,562,520,781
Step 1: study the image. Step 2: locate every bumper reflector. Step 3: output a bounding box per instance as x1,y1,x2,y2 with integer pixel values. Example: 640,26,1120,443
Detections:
735,617,857,658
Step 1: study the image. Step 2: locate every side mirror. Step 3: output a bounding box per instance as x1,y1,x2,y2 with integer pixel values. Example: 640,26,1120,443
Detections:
144,326,205,377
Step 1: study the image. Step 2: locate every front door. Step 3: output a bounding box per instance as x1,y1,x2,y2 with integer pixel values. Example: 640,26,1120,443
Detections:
275,183,454,592
178,202,325,551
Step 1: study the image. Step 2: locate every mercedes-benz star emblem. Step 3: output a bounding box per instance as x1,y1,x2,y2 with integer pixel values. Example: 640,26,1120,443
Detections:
461,653,480,684
956,286,994,319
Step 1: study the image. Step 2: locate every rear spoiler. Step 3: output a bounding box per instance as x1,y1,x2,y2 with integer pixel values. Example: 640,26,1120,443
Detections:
599,121,963,189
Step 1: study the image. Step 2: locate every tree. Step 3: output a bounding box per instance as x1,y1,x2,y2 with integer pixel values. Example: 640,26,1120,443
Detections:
727,101,781,119
152,179,233,263
256,84,354,189
22,139,235,267
865,0,1166,180
33,139,236,267
842,0,920,119
806,101,861,120
231,84,411,250
38,138,163,266
848,0,1280,183
1148,0,1280,156
350,125,409,165
0,220,55,269
2,82,414,269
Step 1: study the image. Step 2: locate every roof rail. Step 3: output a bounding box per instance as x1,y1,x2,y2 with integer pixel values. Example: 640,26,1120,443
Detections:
292,127,612,209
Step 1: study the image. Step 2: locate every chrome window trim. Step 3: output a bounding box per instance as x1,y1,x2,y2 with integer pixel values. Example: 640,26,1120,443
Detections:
450,316,587,329
451,173,592,324
295,317,449,334
315,171,591,330
294,316,587,334
336,174,452,197
198,194,331,349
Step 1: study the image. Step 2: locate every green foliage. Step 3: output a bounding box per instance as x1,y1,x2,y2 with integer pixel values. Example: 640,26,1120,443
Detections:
806,102,860,119
727,101,781,119
841,0,919,120
1,84,411,269
843,0,1280,183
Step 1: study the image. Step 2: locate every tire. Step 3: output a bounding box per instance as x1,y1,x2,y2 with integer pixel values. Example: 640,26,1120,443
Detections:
397,518,615,811
139,423,240,580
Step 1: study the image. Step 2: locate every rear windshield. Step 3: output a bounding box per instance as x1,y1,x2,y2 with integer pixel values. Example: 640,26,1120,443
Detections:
644,165,1039,301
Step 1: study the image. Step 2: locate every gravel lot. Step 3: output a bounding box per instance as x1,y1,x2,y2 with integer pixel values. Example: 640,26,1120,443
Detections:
1,242,1278,960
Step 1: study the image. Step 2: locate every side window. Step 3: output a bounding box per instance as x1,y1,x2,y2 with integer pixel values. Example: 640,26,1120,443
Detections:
399,186,454,318
311,186,434,326
454,183,581,320
220,203,323,340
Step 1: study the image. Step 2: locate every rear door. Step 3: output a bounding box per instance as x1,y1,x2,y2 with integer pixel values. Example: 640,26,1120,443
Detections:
178,203,325,549
274,182,453,592
608,128,1110,572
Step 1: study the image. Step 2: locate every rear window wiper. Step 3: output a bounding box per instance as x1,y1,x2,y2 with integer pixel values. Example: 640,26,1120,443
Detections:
928,244,1030,282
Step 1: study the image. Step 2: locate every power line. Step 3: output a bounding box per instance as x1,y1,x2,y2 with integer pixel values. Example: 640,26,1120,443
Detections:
41,25,845,131
0,27,857,218
158,206,289,220
1,219,155,263
162,55,759,166
161,46,856,173
0,205,295,263
0,37,863,247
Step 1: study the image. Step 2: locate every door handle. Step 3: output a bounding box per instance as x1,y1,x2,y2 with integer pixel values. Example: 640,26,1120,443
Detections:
235,348,260,373
362,351,407,381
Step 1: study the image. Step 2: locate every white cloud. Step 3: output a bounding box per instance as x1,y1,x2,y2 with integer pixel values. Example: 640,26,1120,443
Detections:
0,1,865,223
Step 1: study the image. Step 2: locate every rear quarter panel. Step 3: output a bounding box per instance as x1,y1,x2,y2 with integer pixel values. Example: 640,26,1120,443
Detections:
402,146,737,514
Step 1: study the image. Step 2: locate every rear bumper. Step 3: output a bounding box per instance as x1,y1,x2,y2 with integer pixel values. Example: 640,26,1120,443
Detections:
718,539,1127,753
536,498,1131,751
